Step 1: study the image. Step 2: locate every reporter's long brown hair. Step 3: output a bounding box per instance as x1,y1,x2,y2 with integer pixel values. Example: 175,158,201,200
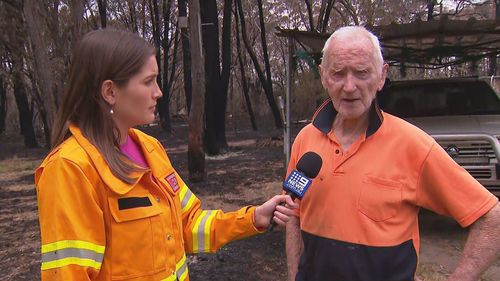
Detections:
51,29,155,184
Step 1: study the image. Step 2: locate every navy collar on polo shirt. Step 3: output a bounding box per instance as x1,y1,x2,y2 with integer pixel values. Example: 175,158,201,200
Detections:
311,98,384,138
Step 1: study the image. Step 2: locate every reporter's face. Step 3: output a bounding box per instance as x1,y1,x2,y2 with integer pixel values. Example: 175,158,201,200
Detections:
113,55,162,127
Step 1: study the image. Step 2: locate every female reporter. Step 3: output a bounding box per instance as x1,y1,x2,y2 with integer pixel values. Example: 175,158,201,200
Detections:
35,29,295,281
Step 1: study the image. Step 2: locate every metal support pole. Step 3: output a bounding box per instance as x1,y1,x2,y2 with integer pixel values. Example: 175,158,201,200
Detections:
285,36,293,169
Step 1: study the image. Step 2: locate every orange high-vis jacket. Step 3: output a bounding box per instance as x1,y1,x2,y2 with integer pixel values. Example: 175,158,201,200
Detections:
35,124,263,281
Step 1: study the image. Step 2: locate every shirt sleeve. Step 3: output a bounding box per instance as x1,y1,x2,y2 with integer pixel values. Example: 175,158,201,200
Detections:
416,143,498,227
36,158,105,281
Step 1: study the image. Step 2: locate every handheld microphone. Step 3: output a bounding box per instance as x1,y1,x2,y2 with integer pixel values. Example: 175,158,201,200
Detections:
267,152,322,231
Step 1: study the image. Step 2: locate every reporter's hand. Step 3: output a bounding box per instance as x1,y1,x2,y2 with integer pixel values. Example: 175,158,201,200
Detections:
254,195,297,229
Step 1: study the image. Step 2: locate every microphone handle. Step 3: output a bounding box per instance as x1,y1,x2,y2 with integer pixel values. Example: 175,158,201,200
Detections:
267,192,296,232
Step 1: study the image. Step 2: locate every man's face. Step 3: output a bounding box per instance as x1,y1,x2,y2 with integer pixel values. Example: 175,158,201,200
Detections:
320,36,387,121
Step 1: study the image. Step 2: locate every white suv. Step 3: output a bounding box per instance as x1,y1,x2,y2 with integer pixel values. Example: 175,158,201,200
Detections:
379,77,500,197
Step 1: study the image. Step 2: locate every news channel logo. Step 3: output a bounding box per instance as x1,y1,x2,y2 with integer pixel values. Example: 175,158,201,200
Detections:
283,170,312,198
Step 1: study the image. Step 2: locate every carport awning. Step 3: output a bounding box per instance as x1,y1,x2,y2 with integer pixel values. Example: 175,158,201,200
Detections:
276,17,500,69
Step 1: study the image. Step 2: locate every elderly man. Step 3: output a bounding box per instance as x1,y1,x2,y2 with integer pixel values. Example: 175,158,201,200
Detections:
285,26,500,281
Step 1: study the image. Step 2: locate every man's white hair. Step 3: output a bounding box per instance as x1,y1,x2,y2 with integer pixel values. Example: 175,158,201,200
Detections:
322,26,384,68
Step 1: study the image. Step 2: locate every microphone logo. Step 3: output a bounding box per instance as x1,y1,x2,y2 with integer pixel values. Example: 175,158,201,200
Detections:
283,170,312,198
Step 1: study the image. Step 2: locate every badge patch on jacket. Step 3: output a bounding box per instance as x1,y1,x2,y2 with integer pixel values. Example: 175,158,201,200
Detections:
165,172,180,192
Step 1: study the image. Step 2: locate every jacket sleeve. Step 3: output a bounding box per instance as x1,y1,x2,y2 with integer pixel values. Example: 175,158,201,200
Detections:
176,176,264,253
35,157,105,281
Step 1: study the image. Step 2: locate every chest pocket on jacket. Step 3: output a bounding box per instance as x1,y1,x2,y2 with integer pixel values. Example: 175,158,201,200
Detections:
357,175,402,222
108,194,167,279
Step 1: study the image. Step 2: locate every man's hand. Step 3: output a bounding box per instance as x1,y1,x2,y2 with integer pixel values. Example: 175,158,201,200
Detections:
446,202,500,281
253,195,297,229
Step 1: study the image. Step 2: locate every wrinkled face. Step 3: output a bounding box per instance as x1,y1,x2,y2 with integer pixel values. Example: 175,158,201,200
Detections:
320,37,387,121
112,55,162,127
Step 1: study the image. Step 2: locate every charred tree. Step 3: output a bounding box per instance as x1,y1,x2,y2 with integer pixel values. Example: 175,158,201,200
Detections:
188,0,206,182
234,2,257,130
97,0,107,28
200,0,220,155
178,0,192,113
304,0,315,30
158,0,174,133
23,0,57,147
200,0,231,155
236,0,282,128
215,0,233,152
318,0,334,33
12,61,37,148
427,0,436,20
0,77,6,134
149,0,168,131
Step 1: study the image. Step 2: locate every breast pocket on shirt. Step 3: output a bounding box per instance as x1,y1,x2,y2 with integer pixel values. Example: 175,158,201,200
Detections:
108,194,167,279
357,175,402,222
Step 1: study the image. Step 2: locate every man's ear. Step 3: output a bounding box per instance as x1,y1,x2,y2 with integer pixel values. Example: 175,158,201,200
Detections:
378,63,389,91
101,80,117,106
318,64,328,89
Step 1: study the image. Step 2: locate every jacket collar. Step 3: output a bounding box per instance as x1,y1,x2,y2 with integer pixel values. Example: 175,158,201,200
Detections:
312,98,384,138
69,123,154,195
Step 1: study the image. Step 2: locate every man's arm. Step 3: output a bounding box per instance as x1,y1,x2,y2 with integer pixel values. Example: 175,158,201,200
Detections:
447,202,500,281
286,215,303,281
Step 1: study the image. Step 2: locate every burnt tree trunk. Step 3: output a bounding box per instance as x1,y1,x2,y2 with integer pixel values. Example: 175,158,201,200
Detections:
69,0,84,43
215,0,233,152
97,0,107,28
200,0,222,155
127,0,138,32
236,0,282,128
150,0,167,130
188,0,206,182
319,0,334,33
427,0,435,20
12,62,37,148
24,0,57,146
165,27,179,129
178,0,192,113
257,0,273,102
0,77,6,134
158,0,174,133
234,2,256,130
304,0,314,31
497,0,500,19
131,2,139,33
317,0,327,31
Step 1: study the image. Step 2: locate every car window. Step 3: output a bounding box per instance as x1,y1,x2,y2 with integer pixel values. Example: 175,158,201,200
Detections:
378,81,500,118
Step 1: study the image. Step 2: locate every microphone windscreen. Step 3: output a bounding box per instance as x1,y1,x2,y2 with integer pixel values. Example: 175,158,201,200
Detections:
296,152,322,179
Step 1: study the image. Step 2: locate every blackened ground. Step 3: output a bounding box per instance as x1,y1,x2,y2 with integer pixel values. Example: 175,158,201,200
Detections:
0,119,498,281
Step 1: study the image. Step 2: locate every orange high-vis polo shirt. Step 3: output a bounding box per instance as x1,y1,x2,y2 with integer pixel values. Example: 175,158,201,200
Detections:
35,124,263,281
288,99,498,281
